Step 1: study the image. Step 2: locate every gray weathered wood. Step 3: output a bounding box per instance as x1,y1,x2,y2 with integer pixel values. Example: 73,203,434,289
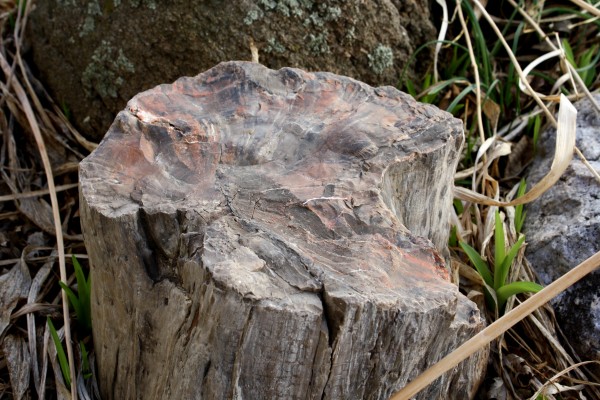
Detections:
80,61,488,399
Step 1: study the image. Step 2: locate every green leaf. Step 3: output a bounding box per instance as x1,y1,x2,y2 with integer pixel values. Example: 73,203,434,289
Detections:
447,84,476,114
449,226,458,248
496,281,543,309
515,179,527,234
446,51,470,78
494,210,506,289
498,235,527,289
459,241,493,287
562,39,575,66
72,255,92,331
462,0,492,86
405,79,417,98
80,342,92,379
532,114,542,152
73,255,89,301
453,199,464,215
427,77,467,96
515,210,526,235
577,44,600,87
59,281,82,322
47,318,71,386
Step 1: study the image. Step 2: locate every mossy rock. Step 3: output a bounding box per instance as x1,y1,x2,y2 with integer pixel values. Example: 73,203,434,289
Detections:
27,0,436,141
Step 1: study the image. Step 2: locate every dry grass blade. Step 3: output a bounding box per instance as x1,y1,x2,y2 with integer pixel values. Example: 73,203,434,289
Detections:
50,105,98,153
471,137,511,193
529,360,600,399
519,49,565,100
506,0,600,184
0,261,29,338
26,263,52,397
0,51,77,400
389,250,600,400
457,0,485,145
0,183,79,202
507,0,600,115
568,0,600,18
1,334,30,400
433,0,449,82
471,0,558,126
249,38,259,63
454,94,577,207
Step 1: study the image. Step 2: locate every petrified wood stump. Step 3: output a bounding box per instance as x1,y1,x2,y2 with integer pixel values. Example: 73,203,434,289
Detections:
80,62,488,400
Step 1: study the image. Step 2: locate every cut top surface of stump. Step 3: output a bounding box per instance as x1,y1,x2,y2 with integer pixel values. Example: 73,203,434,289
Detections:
81,61,464,305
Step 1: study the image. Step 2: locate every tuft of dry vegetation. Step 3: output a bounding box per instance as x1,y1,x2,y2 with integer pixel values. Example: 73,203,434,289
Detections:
0,1,599,399
0,1,97,399
396,1,600,398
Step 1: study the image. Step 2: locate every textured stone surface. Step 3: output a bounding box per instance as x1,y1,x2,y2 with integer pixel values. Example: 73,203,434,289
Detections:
80,62,487,399
27,0,436,141
525,94,600,368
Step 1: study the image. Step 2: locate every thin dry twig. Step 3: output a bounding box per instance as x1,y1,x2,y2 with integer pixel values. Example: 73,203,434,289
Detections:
567,0,600,18
0,183,79,202
457,0,486,149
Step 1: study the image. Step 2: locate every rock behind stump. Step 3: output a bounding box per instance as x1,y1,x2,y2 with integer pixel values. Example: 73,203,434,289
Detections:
28,0,436,141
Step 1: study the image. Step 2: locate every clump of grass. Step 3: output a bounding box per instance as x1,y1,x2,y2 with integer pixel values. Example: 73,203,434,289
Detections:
0,1,97,399
399,0,600,398
459,209,542,314
59,255,92,333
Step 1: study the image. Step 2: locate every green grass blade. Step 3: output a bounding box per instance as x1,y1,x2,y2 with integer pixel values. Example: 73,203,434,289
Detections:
399,39,469,86
405,79,417,98
496,281,543,309
453,199,464,215
449,226,458,248
459,241,493,287
72,255,90,301
562,39,575,66
80,342,92,379
59,281,82,322
462,0,492,86
516,210,526,235
532,114,542,152
446,50,470,78
72,255,92,331
498,235,527,289
427,77,468,96
494,210,506,289
578,45,599,87
447,84,476,114
515,179,527,234
47,318,71,386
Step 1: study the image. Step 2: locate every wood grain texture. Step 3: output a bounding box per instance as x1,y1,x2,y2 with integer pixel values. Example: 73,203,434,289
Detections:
80,62,487,399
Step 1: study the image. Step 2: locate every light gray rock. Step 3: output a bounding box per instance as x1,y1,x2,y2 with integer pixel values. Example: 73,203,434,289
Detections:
27,0,437,141
80,62,487,399
525,94,600,368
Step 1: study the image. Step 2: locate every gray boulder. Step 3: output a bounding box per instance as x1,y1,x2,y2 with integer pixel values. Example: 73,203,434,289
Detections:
525,94,600,368
27,0,436,141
